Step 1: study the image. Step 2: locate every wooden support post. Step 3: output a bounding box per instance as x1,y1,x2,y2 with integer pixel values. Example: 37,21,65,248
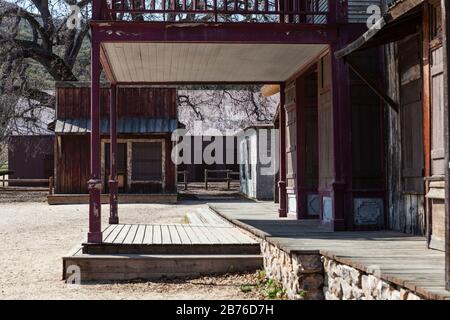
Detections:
184,171,188,191
88,38,102,244
330,43,351,231
109,83,119,225
48,177,54,196
278,83,287,218
227,170,231,190
205,169,208,190
441,0,450,291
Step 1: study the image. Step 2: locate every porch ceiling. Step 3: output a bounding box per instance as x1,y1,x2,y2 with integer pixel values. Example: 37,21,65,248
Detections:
102,42,327,83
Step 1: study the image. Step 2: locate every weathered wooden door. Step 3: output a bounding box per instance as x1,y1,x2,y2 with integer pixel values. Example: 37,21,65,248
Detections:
398,34,425,234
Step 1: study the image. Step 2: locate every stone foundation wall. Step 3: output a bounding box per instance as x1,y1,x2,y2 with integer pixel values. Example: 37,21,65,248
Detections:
322,257,423,300
261,241,324,300
261,241,424,300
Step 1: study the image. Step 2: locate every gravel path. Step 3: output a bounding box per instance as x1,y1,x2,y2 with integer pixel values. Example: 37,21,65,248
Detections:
0,201,262,300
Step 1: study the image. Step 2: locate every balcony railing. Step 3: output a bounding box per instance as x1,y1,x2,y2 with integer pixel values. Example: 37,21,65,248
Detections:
98,0,334,24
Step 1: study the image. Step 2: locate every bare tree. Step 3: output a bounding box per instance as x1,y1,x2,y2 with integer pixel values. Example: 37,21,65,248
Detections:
178,87,279,134
0,0,91,147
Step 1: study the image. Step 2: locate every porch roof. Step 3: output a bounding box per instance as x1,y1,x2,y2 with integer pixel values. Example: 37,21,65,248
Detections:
101,42,328,84
54,118,178,134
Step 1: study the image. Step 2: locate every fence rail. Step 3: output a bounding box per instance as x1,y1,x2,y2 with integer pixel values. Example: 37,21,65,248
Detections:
100,0,332,24
0,177,54,195
177,170,189,190
204,169,239,190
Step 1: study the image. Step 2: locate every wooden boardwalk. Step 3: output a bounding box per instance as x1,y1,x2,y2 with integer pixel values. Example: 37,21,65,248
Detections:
64,207,263,281
82,207,260,255
101,223,257,245
209,201,450,300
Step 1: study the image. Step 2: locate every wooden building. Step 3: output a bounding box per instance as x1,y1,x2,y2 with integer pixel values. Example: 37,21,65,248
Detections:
58,0,450,289
337,0,447,249
7,135,54,186
83,0,392,241
49,82,178,204
239,124,276,200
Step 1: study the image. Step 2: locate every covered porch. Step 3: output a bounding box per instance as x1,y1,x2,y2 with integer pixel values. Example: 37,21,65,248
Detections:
210,201,450,300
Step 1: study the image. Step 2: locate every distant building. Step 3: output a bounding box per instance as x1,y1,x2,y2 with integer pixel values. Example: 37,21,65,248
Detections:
49,82,178,204
239,124,276,200
8,135,54,186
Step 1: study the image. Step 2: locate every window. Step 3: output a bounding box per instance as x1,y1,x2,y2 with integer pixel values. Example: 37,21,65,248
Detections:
131,142,162,181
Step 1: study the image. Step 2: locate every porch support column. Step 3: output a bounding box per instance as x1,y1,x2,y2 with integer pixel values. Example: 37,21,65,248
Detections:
87,38,102,243
278,83,287,218
330,43,351,231
109,84,119,224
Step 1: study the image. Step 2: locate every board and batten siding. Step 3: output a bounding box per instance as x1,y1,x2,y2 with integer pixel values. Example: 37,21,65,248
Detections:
348,0,382,23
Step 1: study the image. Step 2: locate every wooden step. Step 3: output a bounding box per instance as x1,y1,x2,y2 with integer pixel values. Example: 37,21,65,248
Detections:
63,248,263,282
82,242,261,255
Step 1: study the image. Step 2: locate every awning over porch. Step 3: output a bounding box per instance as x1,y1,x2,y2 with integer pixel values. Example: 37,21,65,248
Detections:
335,0,424,58
101,42,328,83
54,118,178,134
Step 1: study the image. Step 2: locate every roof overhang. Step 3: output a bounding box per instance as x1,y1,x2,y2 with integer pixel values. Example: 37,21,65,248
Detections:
101,42,328,84
336,0,424,58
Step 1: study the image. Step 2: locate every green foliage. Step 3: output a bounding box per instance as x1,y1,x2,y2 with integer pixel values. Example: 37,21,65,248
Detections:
240,270,287,300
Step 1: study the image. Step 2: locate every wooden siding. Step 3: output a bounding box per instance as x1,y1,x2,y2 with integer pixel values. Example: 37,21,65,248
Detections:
56,86,177,119
399,35,424,194
385,34,426,236
56,134,176,194
55,135,90,194
8,136,54,185
318,53,334,190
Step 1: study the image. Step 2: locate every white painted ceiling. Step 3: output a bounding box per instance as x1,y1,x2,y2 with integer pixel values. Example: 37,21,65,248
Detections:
102,42,327,83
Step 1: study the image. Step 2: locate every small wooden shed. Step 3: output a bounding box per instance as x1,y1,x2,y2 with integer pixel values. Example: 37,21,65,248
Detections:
49,82,178,204
239,124,276,200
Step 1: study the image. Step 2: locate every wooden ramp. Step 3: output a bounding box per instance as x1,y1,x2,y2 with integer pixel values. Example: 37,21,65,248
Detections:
63,208,262,281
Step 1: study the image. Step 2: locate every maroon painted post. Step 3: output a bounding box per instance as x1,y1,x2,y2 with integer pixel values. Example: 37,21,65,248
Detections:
87,37,103,243
329,42,350,231
278,83,287,218
109,84,119,225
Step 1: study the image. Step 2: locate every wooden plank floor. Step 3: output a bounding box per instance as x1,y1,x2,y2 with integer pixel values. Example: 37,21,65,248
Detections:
101,223,257,245
209,201,450,300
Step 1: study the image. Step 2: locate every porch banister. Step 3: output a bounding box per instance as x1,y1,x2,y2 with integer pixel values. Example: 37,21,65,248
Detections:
278,83,287,218
109,84,119,225
88,38,103,244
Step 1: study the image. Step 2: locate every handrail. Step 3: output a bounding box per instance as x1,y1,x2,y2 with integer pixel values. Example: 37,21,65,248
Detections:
98,0,332,24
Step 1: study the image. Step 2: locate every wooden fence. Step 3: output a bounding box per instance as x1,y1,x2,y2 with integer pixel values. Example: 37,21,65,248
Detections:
204,169,239,190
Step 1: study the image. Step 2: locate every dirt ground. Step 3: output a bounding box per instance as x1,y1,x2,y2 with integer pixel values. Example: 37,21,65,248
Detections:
0,200,263,300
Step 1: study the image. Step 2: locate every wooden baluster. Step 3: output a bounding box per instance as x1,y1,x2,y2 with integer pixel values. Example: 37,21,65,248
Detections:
205,169,208,190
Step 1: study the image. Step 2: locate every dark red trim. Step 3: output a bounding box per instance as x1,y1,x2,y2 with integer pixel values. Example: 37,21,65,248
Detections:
109,84,119,225
278,83,287,218
91,22,338,45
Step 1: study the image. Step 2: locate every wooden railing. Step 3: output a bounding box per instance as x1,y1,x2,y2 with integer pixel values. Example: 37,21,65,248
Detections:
177,170,189,190
99,0,332,24
204,169,239,190
0,176,54,195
